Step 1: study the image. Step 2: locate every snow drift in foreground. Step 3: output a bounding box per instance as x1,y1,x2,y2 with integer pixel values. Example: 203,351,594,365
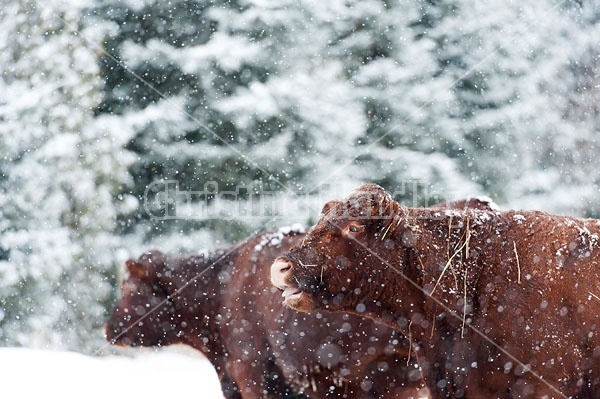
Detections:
0,347,223,399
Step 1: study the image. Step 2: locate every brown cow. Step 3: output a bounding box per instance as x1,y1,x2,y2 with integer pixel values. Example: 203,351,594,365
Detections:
271,184,600,399
105,228,425,399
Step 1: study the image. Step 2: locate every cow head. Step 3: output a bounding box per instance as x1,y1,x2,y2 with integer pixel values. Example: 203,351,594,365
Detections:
271,184,404,314
105,250,182,347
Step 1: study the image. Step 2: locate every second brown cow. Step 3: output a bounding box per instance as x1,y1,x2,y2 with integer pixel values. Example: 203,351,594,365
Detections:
106,227,424,399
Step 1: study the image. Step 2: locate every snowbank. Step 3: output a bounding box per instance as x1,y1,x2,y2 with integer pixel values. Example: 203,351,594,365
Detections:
0,347,223,399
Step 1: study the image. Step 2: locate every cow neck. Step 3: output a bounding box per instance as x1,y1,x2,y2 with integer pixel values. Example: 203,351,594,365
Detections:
157,249,236,357
377,204,494,336
161,250,235,313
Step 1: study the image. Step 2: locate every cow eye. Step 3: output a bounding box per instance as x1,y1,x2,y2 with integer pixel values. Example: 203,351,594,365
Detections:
345,223,363,235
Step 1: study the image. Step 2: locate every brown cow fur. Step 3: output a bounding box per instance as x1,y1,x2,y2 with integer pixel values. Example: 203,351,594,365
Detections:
105,229,425,399
272,184,600,399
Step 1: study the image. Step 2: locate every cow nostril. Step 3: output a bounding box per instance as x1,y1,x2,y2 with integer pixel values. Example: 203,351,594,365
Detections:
271,259,293,288
272,259,293,274
279,264,291,273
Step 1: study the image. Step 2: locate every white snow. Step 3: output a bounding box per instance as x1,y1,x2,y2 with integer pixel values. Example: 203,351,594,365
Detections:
471,196,501,211
255,224,306,251
0,347,224,399
513,215,527,224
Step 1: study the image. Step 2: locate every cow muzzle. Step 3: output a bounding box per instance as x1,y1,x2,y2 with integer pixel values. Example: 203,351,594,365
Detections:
271,258,307,304
271,257,320,312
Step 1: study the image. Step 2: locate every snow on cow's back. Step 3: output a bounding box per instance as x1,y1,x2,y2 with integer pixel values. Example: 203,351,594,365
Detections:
254,223,306,252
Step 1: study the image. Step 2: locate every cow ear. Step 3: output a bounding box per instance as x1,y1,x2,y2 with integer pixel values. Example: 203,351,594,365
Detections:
126,259,148,280
127,250,165,280
321,200,341,216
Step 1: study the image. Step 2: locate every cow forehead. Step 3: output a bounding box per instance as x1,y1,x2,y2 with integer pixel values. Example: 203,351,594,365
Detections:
331,195,390,218
307,194,393,237
319,209,384,228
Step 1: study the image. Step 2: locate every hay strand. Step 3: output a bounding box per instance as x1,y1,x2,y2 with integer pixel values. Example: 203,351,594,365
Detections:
513,241,521,284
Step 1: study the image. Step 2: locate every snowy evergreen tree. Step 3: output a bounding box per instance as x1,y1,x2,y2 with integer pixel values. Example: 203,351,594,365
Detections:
90,0,600,253
0,0,133,351
91,0,297,247
91,0,483,254
426,0,600,215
